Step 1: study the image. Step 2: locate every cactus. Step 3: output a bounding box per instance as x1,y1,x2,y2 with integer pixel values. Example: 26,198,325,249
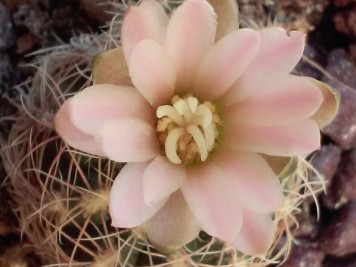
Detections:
0,1,325,266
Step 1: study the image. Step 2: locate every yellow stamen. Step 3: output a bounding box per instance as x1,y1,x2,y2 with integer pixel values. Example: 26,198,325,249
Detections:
156,95,220,165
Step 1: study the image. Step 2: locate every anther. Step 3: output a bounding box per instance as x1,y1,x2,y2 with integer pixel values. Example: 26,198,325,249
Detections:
165,128,185,164
156,105,184,126
156,96,219,165
187,125,208,161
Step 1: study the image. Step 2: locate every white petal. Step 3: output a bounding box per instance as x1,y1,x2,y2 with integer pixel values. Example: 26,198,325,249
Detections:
110,162,168,228
144,191,200,250
182,163,243,241
143,156,186,205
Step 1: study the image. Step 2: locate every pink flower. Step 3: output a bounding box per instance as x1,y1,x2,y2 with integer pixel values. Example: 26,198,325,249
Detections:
54,0,337,255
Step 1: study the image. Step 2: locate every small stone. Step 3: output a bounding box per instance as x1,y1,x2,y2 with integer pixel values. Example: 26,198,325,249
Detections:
323,49,356,150
295,44,326,80
322,49,356,150
275,0,328,33
0,53,11,93
333,0,356,7
281,240,324,267
237,0,270,26
80,0,112,24
310,145,341,183
350,44,356,64
16,33,37,55
323,85,356,150
0,187,14,237
324,49,356,89
293,201,321,239
12,4,47,41
0,244,42,267
333,6,356,37
320,202,356,256
0,2,16,50
309,145,342,209
324,254,356,267
326,150,356,208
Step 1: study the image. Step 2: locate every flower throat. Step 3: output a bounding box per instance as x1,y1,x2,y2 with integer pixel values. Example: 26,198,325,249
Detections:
156,95,221,165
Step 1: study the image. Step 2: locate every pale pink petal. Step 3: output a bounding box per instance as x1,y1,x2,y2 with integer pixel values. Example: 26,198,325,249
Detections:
232,210,275,255
96,118,159,162
70,84,155,134
143,156,186,206
129,40,176,108
182,163,242,242
143,191,201,251
110,162,168,228
226,119,321,156
122,0,168,61
213,151,283,213
223,28,306,105
54,99,104,156
227,75,323,126
165,0,217,89
194,29,260,100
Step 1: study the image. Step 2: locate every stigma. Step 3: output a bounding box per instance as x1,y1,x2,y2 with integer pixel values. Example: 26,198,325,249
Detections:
156,96,219,165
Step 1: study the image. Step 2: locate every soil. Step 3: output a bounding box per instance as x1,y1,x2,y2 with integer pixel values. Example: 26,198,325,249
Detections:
1,0,356,266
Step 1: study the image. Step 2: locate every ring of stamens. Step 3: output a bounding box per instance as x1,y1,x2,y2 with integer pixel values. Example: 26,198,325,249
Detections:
156,96,219,165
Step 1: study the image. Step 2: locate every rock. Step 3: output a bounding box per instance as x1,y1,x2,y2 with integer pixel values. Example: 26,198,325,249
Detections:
0,187,14,237
320,202,356,256
333,0,356,7
275,0,328,33
293,201,321,239
322,49,356,150
323,85,356,150
0,2,16,50
237,0,273,26
295,44,327,80
12,4,47,39
0,53,11,94
324,49,356,89
310,145,341,184
1,0,28,11
350,44,356,64
324,254,356,267
326,151,356,208
0,244,42,267
280,241,324,267
16,33,37,55
333,6,356,38
309,145,342,209
80,0,113,24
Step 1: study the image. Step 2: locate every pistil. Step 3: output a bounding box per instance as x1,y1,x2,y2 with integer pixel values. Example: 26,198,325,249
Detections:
156,96,220,165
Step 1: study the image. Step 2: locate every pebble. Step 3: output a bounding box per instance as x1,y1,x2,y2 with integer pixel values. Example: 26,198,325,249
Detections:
295,44,326,80
0,53,10,94
333,6,356,37
293,201,321,239
333,0,356,7
320,202,356,256
323,85,356,150
80,0,112,24
324,49,356,89
326,150,356,208
0,2,16,50
322,49,356,150
324,254,356,267
280,241,324,267
309,145,342,209
310,144,341,184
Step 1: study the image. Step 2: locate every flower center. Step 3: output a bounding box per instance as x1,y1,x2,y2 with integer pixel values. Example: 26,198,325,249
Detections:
156,95,220,165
